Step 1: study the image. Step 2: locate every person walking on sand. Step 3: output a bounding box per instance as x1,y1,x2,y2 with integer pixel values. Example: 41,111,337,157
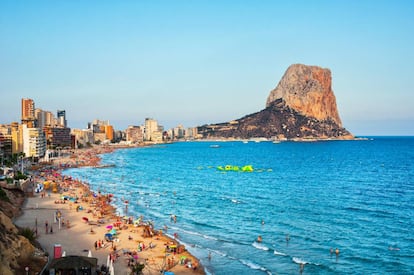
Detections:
45,221,48,234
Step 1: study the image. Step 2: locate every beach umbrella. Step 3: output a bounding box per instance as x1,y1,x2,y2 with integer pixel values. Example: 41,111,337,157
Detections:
88,250,92,257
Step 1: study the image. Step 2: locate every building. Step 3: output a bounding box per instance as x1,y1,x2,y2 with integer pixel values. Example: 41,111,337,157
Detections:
71,129,94,148
21,98,36,127
185,127,198,140
35,109,55,129
87,119,114,143
125,125,144,144
144,118,157,141
57,110,67,127
144,118,163,142
0,125,12,163
22,124,46,159
173,124,185,140
43,126,72,149
10,122,23,154
93,132,107,144
48,256,98,275
104,125,114,142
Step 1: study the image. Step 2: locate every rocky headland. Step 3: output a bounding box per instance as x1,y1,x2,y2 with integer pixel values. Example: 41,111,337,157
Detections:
197,64,353,140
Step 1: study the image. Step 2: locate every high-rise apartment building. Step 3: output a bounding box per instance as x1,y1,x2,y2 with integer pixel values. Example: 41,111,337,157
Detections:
57,110,67,127
22,124,46,158
144,118,158,141
21,98,36,127
35,109,55,129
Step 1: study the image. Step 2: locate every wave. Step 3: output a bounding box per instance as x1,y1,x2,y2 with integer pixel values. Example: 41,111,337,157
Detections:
239,259,271,274
292,256,321,266
193,243,272,274
208,248,227,257
252,242,289,258
252,241,270,251
274,250,287,256
292,257,308,265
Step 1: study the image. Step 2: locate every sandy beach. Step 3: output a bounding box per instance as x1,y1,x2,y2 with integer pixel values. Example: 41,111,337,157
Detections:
15,147,204,275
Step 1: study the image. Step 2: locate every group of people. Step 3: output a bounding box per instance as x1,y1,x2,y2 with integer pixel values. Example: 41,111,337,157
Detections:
94,239,106,250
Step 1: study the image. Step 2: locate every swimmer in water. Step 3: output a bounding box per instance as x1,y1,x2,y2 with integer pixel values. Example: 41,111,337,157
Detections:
257,235,263,243
335,248,340,256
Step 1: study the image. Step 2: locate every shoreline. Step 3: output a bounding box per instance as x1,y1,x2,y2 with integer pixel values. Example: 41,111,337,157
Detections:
15,146,205,275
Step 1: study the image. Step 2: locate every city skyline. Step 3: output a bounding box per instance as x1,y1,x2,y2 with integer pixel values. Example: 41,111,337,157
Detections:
1,1,413,135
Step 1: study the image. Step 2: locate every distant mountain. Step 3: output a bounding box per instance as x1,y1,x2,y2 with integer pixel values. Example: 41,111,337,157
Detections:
197,64,353,140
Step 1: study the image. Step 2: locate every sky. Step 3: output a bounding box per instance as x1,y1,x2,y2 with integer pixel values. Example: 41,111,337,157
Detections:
1,0,413,136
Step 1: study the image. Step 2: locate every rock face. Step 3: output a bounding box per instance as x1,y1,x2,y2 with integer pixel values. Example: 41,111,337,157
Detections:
266,64,342,127
0,187,46,275
197,64,353,140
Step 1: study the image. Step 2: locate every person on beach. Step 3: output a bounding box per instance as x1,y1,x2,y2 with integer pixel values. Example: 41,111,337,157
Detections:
45,221,48,234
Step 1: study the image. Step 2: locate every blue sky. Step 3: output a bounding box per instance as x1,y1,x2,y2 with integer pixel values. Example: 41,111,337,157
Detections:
1,0,413,135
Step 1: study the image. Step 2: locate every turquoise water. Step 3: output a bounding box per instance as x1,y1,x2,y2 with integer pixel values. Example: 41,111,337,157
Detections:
63,137,414,274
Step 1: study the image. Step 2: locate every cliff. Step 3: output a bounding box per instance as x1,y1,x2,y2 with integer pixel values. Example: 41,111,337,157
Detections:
0,186,46,275
266,64,342,127
197,64,353,140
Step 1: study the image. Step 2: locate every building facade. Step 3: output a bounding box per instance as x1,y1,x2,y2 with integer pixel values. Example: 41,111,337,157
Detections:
125,126,144,144
21,98,36,127
22,125,46,158
43,126,72,149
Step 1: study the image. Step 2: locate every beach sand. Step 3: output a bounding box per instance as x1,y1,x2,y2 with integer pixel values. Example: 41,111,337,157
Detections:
15,148,204,275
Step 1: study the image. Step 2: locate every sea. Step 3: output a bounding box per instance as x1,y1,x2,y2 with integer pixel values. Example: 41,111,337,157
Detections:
62,137,414,274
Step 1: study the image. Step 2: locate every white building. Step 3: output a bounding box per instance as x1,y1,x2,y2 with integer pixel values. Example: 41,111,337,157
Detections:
22,124,46,158
144,118,158,142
